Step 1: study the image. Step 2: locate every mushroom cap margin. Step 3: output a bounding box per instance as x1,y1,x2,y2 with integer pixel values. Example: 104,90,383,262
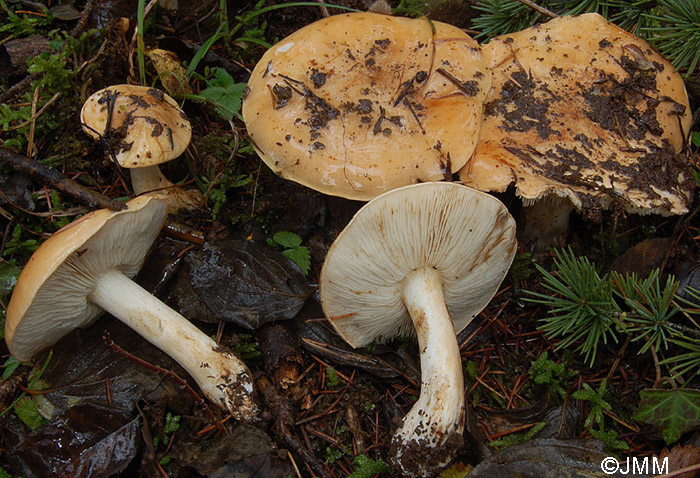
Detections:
5,195,169,361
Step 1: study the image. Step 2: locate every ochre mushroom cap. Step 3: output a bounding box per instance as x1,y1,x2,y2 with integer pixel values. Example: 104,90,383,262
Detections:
459,13,693,217
5,195,167,361
243,12,491,200
81,85,192,169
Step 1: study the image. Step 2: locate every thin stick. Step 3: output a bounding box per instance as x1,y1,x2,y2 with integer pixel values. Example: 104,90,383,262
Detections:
657,463,700,478
0,147,126,211
315,0,329,17
287,450,303,478
103,332,227,435
515,0,557,18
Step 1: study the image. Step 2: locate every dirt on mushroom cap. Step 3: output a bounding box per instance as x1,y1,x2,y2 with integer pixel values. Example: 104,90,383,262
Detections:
81,85,192,169
459,13,694,219
242,12,491,200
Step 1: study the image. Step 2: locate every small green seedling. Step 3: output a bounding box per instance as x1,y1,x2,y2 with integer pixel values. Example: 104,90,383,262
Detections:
267,231,310,274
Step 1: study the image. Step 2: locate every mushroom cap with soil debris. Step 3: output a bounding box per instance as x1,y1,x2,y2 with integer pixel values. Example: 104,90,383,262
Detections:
5,195,256,419
242,12,491,200
81,84,191,169
81,85,203,211
459,13,694,220
320,181,517,477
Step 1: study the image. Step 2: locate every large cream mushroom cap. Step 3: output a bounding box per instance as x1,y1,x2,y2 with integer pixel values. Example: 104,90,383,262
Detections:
459,13,693,217
243,12,491,200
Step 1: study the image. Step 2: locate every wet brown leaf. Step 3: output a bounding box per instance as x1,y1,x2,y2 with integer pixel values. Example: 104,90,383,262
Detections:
172,424,292,478
36,318,179,417
658,444,700,478
609,237,672,276
172,239,314,330
468,438,651,477
483,395,580,440
13,403,139,478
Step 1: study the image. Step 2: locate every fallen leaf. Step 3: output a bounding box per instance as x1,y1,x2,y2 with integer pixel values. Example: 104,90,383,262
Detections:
658,445,700,478
633,388,700,445
36,317,180,418
609,238,672,276
13,403,140,478
468,438,651,477
172,239,314,330
172,424,292,478
146,48,192,97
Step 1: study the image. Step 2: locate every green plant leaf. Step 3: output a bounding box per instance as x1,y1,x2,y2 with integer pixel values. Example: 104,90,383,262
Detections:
347,454,391,478
589,428,629,451
2,356,20,380
282,247,310,275
14,396,47,430
198,68,247,120
272,231,302,249
632,388,700,444
164,411,181,434
0,261,20,300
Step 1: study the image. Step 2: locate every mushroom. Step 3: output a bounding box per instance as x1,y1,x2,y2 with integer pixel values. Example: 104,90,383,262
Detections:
81,85,203,212
4,195,256,420
242,12,491,200
320,182,517,476
458,13,694,252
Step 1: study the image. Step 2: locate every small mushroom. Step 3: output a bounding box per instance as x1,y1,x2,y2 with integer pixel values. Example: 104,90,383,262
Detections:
81,85,203,212
458,13,694,252
4,195,256,420
242,12,491,200
320,182,517,476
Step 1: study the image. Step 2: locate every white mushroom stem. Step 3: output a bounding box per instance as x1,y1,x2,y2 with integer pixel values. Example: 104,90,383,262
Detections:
391,266,465,476
88,267,256,420
130,166,173,195
130,167,203,212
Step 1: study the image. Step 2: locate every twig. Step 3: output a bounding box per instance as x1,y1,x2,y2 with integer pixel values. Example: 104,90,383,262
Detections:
515,0,557,18
102,332,227,435
657,463,700,478
315,0,330,17
69,0,97,37
0,147,126,211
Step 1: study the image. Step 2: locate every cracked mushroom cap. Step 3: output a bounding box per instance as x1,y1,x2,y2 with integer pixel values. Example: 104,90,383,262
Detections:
320,181,517,347
459,13,694,218
81,85,192,169
242,12,491,200
5,195,168,361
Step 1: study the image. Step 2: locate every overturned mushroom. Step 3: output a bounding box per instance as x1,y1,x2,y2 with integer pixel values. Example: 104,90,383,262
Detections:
320,182,517,476
459,13,693,251
4,195,256,420
242,12,491,200
81,85,203,211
